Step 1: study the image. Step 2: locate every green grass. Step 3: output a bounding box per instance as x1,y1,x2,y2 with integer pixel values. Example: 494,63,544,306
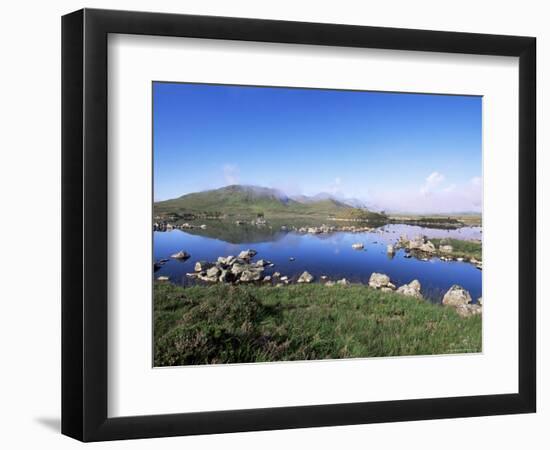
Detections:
431,238,482,261
389,213,482,227
154,282,481,366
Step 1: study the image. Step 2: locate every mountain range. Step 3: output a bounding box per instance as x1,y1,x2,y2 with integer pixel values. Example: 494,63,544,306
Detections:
154,184,385,221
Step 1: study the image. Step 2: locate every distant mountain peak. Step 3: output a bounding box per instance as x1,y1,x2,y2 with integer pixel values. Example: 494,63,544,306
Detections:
216,184,291,203
290,191,370,210
168,184,379,210
154,184,387,221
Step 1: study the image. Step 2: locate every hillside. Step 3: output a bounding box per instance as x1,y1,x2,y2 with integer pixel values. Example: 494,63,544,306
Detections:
154,184,385,221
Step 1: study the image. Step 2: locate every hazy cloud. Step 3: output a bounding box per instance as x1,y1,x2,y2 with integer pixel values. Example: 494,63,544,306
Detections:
223,164,240,185
328,177,343,195
420,171,445,195
366,173,482,214
470,176,481,187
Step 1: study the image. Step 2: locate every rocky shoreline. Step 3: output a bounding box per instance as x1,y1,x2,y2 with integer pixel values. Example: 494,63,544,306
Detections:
154,221,481,268
154,221,208,232
155,248,482,318
394,234,482,269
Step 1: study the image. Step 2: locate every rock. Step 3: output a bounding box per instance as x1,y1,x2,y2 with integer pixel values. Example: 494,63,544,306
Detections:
280,276,289,282
419,241,436,253
454,304,482,318
217,256,231,265
206,266,220,276
478,297,483,306
204,266,220,280
194,261,213,272
407,235,425,250
157,276,169,281
396,279,423,299
297,271,314,283
273,272,281,278
387,244,395,255
153,262,161,272
263,275,272,282
185,272,199,278
404,253,412,259
170,250,190,259
199,224,207,229
320,275,328,281
380,287,394,293
238,249,257,260
368,273,392,289
442,285,472,306
352,243,364,250
230,263,249,275
325,281,335,287
289,257,296,261
198,272,217,282
254,259,270,267
439,244,453,254
408,236,436,254
336,278,350,286
240,269,262,282
456,257,464,262
218,269,234,283
397,234,409,247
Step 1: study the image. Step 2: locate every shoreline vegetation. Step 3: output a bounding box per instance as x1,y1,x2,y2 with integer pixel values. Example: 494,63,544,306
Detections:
154,282,481,366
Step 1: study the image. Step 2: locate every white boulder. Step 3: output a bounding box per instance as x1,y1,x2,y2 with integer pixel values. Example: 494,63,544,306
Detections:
442,285,472,306
297,271,314,283
368,273,394,289
396,279,422,299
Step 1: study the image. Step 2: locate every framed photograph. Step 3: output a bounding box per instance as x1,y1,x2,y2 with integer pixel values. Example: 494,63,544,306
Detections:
62,8,536,441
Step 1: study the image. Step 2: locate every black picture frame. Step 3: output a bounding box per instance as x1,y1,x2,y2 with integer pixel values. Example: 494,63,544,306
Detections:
62,8,536,442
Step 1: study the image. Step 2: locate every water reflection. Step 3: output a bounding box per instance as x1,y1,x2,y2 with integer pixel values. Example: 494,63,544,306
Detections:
153,224,482,302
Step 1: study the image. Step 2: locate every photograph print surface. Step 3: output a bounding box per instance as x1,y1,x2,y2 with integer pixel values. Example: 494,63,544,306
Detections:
152,82,482,367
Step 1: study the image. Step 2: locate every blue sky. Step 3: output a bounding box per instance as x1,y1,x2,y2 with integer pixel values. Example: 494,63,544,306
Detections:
153,82,482,213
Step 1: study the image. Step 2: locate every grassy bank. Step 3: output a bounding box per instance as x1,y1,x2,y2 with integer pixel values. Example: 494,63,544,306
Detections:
154,282,481,366
431,238,482,261
389,214,482,227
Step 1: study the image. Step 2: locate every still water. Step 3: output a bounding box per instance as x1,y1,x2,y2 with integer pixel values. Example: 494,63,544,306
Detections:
154,224,482,303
